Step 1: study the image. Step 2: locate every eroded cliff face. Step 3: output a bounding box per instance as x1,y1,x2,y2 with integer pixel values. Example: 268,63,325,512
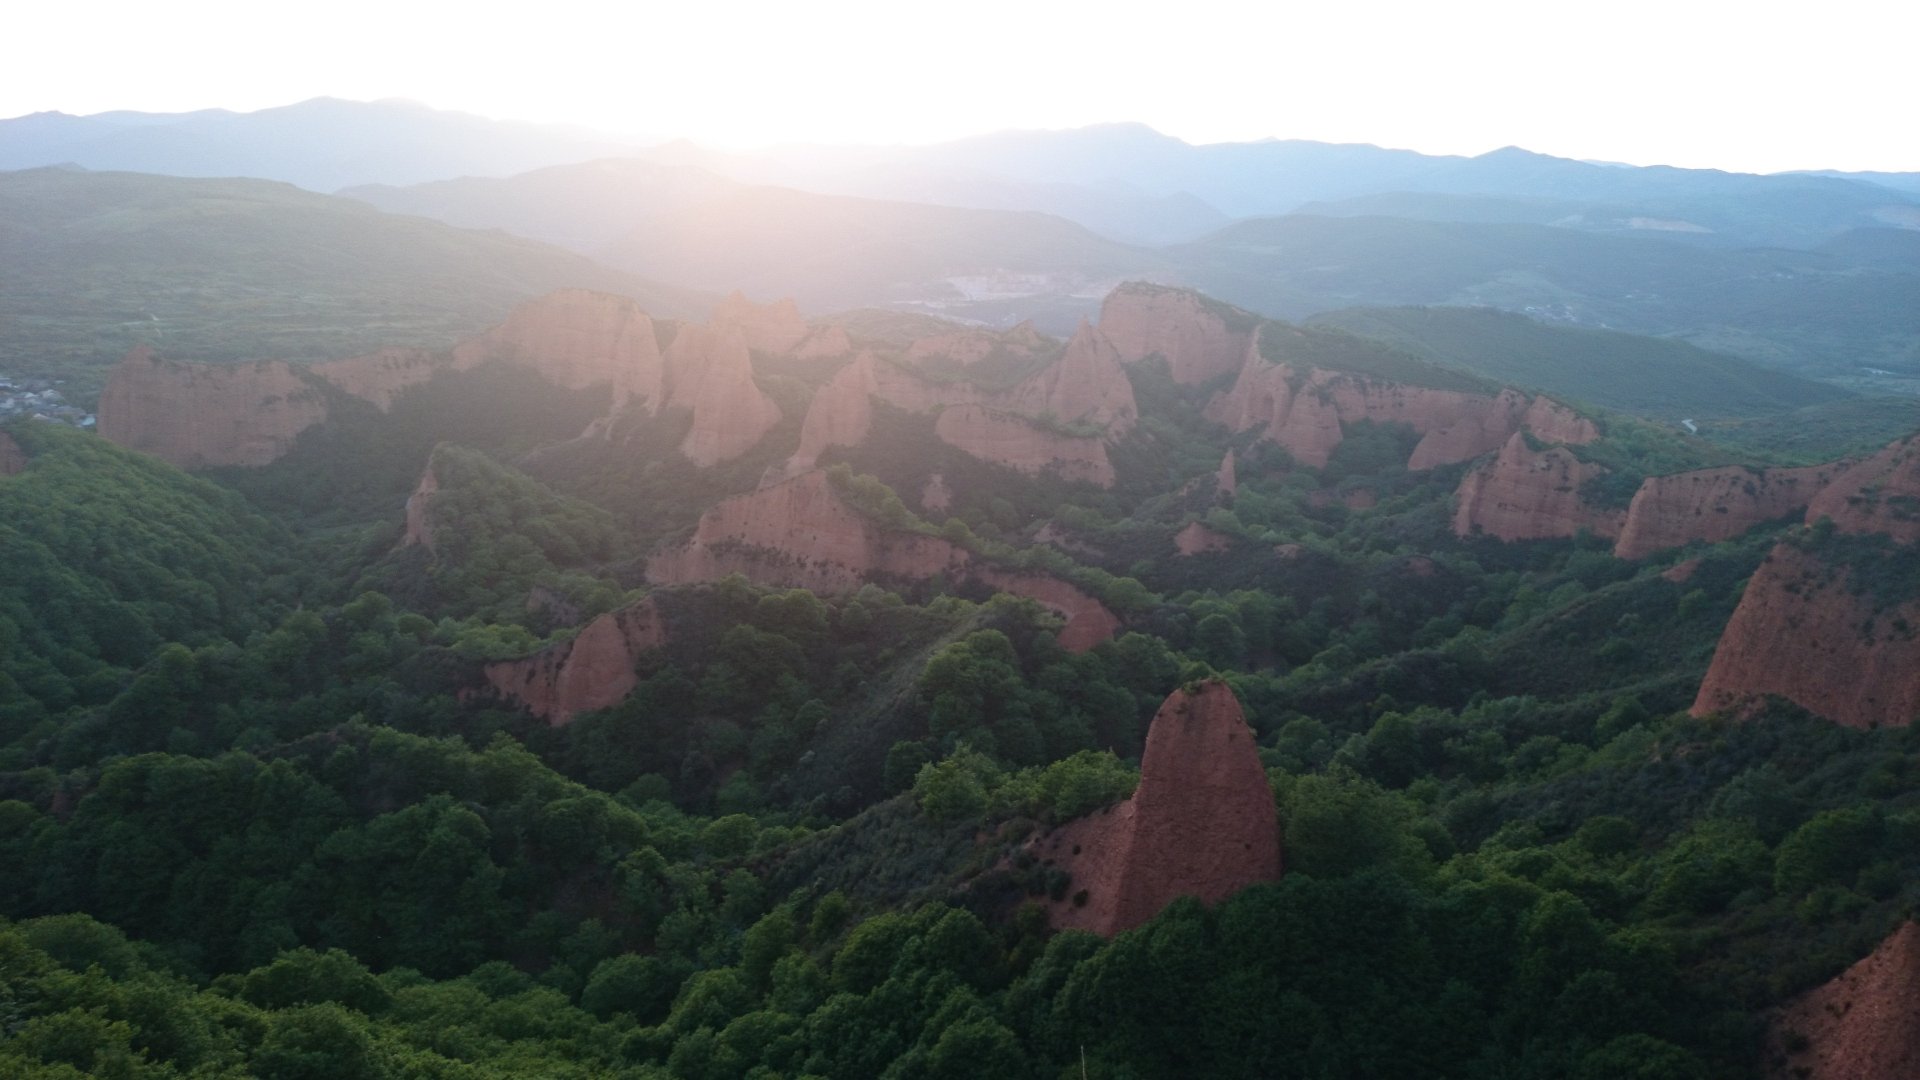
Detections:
934,405,1115,487
784,322,1137,481
402,463,439,552
483,598,667,725
1805,436,1920,543
1098,282,1250,385
1614,464,1836,560
1206,330,1595,470
1028,680,1281,936
1215,449,1237,501
1451,432,1625,542
645,470,1119,650
712,291,812,357
1691,543,1920,728
0,432,26,476
308,347,442,411
663,323,784,467
98,347,330,469
1765,921,1920,1080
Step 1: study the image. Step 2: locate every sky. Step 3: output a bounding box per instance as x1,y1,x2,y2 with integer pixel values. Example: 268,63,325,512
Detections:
6,0,1916,174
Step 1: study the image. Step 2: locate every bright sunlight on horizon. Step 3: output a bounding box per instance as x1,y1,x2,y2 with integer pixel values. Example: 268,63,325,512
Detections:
8,0,1919,173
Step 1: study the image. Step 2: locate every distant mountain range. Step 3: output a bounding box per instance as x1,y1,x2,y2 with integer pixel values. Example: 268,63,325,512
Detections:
9,99,1918,248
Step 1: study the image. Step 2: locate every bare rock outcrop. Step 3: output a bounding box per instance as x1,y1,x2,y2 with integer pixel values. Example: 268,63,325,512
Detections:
1215,449,1237,500
308,346,441,411
98,347,329,469
483,598,667,725
1691,543,1920,728
1174,522,1233,556
1099,282,1251,385
784,323,1136,481
1805,436,1920,543
663,323,783,467
401,463,439,552
793,325,853,361
1614,464,1835,560
1452,432,1625,541
920,473,952,514
1027,680,1281,936
1208,329,1595,470
712,291,812,356
0,432,26,476
646,470,1119,650
994,320,1139,436
934,405,1115,487
1764,921,1920,1080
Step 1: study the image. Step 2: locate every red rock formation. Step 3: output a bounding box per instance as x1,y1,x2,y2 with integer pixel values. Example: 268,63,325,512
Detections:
402,463,439,552
1765,921,1920,1080
904,325,1046,369
972,569,1122,653
1805,436,1920,543
1452,432,1625,542
1215,449,1237,500
1691,543,1920,728
785,326,1136,479
318,289,672,413
1098,282,1250,384
711,291,812,356
308,346,442,411
646,470,1119,650
1208,329,1596,471
663,323,783,467
1614,464,1835,560
483,598,667,725
994,320,1139,435
1028,680,1281,935
1174,522,1233,556
934,405,1115,487
98,347,330,469
0,432,26,476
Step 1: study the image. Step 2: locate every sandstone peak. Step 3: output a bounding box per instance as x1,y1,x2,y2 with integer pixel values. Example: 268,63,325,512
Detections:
1098,283,1251,385
664,322,782,467
401,462,440,553
1028,679,1281,935
1805,435,1920,543
1215,449,1237,500
712,290,812,356
934,404,1116,488
451,288,667,410
484,597,667,725
1766,921,1920,1080
997,319,1138,435
1451,432,1625,542
1691,542,1920,728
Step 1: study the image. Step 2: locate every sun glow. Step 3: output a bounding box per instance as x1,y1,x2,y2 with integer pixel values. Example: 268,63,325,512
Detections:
7,0,1918,171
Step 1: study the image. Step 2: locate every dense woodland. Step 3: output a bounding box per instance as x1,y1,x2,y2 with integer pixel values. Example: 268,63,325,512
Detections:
3,301,1918,1080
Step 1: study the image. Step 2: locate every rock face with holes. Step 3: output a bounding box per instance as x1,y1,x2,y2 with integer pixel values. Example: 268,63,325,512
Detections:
1764,921,1920,1080
98,347,330,469
482,598,667,725
1027,680,1281,936
644,469,1119,651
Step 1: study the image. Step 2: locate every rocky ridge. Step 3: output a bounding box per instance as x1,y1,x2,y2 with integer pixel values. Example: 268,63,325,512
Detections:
644,469,1120,651
97,347,330,469
1765,921,1920,1079
483,597,668,724
1026,680,1281,935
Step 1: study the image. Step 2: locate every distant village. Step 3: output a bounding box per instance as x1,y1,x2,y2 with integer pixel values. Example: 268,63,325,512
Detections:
0,374,94,428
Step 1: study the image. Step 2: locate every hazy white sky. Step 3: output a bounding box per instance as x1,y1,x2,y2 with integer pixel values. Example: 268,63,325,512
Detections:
7,0,1916,173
